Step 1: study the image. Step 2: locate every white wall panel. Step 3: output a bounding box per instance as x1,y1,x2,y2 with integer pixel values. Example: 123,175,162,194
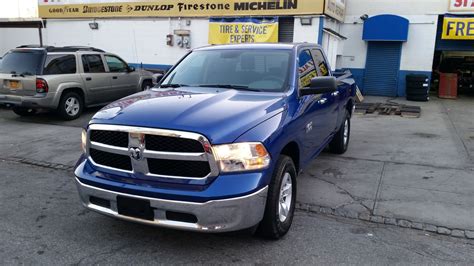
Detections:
293,17,320,44
339,23,367,69
0,28,40,55
43,18,209,66
400,16,439,71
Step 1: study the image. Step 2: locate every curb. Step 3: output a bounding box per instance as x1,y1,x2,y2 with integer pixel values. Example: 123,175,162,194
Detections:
296,202,474,240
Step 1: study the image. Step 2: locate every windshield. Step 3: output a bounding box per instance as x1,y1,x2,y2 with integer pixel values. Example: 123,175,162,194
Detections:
0,50,45,75
161,49,292,92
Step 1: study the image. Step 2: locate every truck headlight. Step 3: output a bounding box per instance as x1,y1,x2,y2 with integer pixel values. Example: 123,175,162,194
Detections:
81,129,87,153
212,142,270,173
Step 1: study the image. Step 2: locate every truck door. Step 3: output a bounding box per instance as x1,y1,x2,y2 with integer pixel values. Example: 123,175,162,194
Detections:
310,48,339,136
297,49,334,159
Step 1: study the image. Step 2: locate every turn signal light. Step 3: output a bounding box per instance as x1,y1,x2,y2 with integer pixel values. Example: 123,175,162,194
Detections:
36,78,49,93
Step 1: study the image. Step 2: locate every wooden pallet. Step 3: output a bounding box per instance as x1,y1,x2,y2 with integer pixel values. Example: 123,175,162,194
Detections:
354,102,421,118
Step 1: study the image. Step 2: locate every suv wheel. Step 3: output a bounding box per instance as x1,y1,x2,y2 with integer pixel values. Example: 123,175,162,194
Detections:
58,92,83,120
141,80,153,91
12,107,37,117
256,155,297,239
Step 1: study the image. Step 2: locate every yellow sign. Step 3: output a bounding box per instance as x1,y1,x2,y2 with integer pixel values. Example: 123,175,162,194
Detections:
38,0,325,18
208,18,278,44
442,17,474,40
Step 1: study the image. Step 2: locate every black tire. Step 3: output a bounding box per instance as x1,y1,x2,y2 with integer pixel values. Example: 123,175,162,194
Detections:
406,95,429,102
57,91,83,120
256,155,297,240
12,107,37,117
329,111,350,154
406,81,428,89
406,89,429,96
406,75,429,82
141,80,153,91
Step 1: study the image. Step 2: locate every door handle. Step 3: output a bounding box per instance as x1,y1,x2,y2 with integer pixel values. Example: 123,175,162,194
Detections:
317,98,328,104
85,77,92,81
112,76,118,80
331,91,340,96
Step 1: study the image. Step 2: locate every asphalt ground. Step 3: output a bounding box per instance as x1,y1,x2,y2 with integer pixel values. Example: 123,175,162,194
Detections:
0,160,473,264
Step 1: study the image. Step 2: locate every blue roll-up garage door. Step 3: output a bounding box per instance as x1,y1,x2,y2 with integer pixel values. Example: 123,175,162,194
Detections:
364,41,402,96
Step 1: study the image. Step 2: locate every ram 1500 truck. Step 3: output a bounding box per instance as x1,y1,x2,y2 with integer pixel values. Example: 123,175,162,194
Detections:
75,43,356,239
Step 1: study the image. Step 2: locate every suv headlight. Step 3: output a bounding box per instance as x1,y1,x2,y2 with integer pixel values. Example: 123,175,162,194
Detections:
212,142,270,173
81,129,87,153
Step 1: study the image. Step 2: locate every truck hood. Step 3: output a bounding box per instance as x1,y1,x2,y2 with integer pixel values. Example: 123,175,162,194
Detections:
90,87,286,144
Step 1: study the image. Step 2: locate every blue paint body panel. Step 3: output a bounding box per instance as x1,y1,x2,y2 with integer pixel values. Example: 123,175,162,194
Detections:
76,43,356,202
363,14,409,42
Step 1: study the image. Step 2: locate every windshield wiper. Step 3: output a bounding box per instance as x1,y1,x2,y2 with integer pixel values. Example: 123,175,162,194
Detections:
197,84,261,92
160,84,189,88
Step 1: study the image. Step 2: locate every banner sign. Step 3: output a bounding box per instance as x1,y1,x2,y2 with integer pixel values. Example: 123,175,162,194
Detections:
449,0,474,12
208,17,278,44
324,0,346,22
442,17,474,40
38,0,325,18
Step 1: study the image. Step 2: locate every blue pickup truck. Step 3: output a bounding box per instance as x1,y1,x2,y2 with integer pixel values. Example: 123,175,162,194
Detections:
75,43,355,239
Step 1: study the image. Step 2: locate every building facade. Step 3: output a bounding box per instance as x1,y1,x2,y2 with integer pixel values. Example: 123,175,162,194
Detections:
2,0,473,97
340,0,474,97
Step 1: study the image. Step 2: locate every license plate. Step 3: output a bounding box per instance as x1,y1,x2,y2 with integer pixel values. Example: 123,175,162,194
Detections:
117,196,154,221
9,80,20,89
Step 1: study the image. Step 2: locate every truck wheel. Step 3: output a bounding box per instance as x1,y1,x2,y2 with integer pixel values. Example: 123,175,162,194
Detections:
256,155,297,239
329,111,350,154
12,107,37,117
57,92,83,120
141,80,153,91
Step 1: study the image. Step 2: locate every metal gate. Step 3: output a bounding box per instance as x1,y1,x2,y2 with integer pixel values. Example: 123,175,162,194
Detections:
278,17,294,42
364,41,402,96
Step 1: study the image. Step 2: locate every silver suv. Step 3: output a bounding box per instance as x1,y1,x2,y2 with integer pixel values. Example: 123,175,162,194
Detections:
0,46,153,120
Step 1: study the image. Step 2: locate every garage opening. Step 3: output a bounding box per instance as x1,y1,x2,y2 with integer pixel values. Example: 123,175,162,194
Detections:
278,17,294,42
432,14,474,98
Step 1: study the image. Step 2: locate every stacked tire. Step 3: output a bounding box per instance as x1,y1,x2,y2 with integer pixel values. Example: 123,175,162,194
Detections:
406,74,430,101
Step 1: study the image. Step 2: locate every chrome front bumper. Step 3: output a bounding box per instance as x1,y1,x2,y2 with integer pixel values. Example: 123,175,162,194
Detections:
75,178,268,232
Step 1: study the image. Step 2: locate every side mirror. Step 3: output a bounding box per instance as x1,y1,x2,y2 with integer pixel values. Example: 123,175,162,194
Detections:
152,73,164,85
300,76,337,96
127,66,136,72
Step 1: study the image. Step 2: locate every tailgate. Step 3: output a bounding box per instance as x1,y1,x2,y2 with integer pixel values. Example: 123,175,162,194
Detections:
0,73,37,97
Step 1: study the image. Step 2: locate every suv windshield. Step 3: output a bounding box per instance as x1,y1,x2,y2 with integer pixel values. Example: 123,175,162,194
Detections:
161,49,292,92
0,50,45,75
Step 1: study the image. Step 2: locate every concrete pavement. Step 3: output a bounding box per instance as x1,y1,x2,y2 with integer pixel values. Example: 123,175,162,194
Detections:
298,96,474,236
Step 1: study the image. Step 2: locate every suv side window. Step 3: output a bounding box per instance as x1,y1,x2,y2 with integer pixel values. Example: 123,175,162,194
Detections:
298,49,318,88
310,49,330,76
105,55,128,72
82,55,105,73
43,54,76,75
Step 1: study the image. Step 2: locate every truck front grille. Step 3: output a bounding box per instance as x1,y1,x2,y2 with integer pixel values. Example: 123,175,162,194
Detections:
86,125,218,181
90,148,132,171
90,130,128,148
147,159,211,178
145,135,204,152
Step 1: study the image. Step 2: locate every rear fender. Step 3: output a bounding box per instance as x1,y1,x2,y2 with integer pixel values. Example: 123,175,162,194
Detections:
53,83,86,107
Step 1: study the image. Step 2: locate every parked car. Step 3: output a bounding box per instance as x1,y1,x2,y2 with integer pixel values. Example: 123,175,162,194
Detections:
0,45,153,120
75,43,356,239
